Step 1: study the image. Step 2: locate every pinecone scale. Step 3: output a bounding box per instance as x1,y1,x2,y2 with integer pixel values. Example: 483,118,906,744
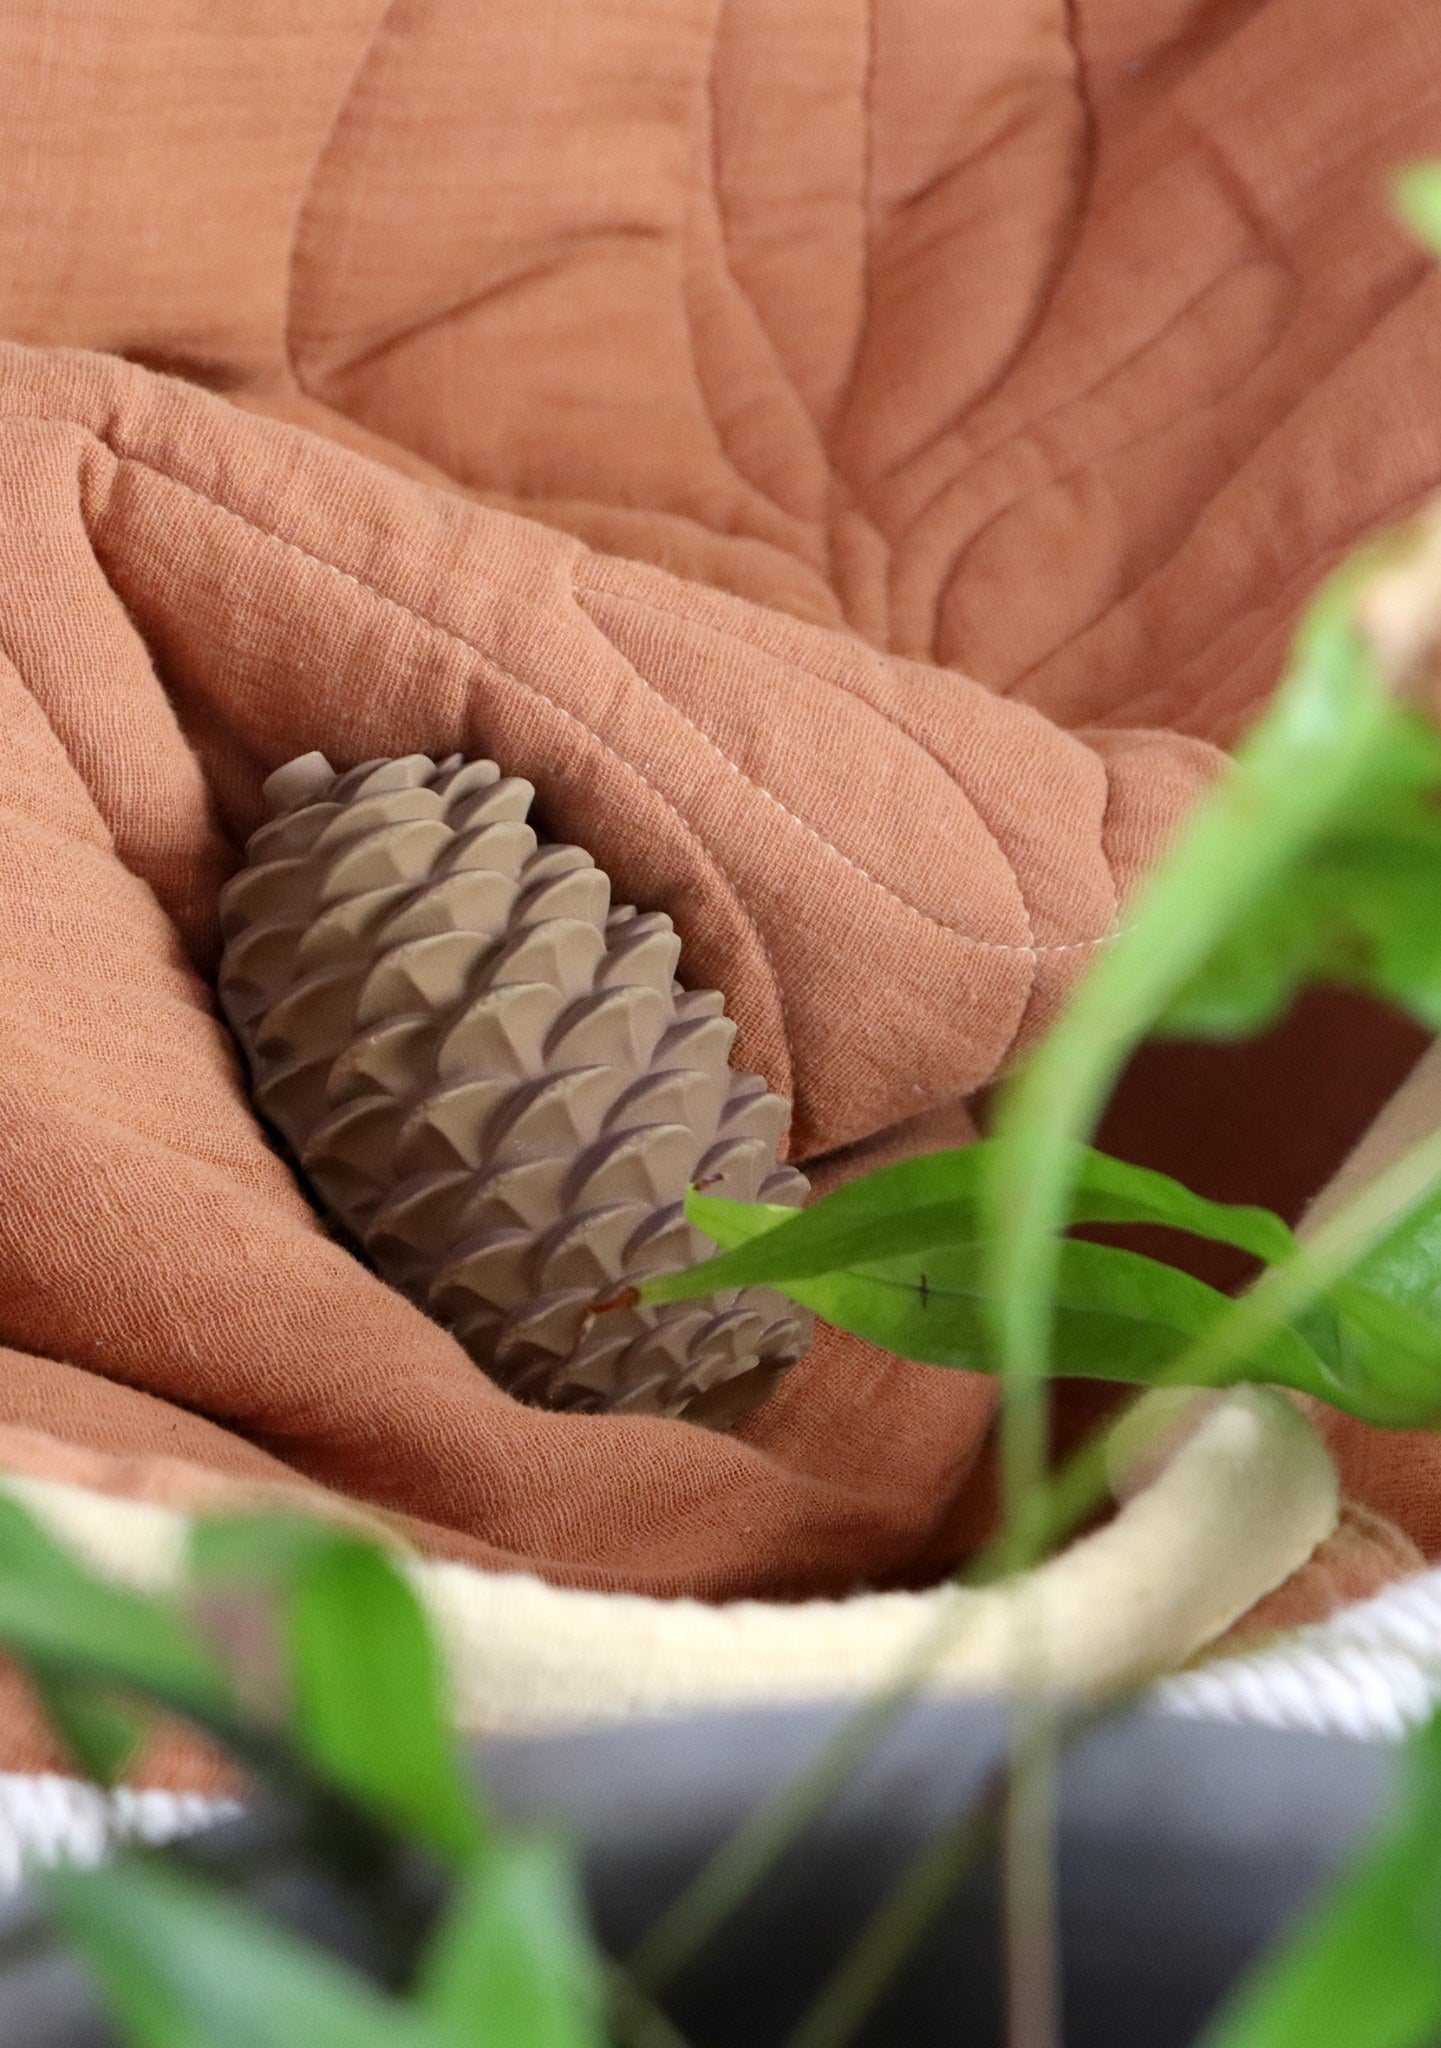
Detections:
218,751,812,1428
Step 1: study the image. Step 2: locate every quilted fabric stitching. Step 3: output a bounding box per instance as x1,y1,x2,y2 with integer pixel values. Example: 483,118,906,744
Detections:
686,0,824,535
917,248,1302,628
687,0,889,626
2,406,1114,964
1008,263,1432,726
283,1,401,391
900,0,1101,658
574,578,1108,959
46,451,799,1086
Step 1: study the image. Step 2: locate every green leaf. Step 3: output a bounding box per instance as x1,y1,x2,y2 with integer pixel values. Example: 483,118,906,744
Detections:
420,1832,605,2048
1395,162,1441,260
1299,1281,1441,1428
680,1182,1441,1425
0,1487,144,1779
32,1674,141,1785
190,1515,485,1867
189,1511,341,1587
775,1236,1327,1394
47,1853,458,2048
1283,1177,1441,1430
980,562,1427,1558
683,1188,1322,1393
289,1540,485,1867
0,1493,230,1728
639,1144,1294,1307
1347,1178,1441,1326
1059,1148,1298,1261
1200,1710,1441,2048
662,1136,1441,1425
1161,711,1441,1038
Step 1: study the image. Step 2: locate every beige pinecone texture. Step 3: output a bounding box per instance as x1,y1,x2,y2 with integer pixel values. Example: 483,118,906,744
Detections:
217,751,813,1428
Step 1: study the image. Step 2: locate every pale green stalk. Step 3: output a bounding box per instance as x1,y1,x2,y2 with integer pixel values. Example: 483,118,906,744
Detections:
982,575,1392,2048
983,576,1389,1560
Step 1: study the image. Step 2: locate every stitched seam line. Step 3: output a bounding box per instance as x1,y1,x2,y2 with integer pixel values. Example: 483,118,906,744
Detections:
10,411,797,1083
11,407,1109,960
1009,426,1425,723
918,248,1300,633
284,0,401,389
691,0,819,534
576,579,1114,955
922,0,1100,659
996,110,1409,713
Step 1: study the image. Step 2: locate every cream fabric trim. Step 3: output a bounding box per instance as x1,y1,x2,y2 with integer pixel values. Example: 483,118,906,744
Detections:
1,1387,1336,1738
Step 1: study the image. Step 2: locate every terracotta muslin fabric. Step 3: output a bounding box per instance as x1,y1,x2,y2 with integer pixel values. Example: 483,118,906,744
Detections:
1,0,1441,1618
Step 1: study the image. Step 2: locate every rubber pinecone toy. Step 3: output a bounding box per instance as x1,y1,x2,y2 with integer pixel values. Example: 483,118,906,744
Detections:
217,751,813,1428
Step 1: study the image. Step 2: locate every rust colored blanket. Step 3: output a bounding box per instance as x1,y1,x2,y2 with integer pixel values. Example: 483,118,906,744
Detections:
1,0,1440,1612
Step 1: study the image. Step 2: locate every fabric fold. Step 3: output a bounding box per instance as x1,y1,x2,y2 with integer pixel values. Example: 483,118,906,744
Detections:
0,340,1215,1596
2,0,1441,1618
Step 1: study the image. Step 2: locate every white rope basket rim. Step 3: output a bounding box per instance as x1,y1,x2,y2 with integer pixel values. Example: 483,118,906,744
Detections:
0,1384,1337,1742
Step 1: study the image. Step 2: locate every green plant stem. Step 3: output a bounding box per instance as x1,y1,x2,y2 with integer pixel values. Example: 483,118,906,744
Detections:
780,1785,999,2048
1004,1702,1060,2048
625,1586,979,1993
629,1112,1441,1999
1160,1121,1441,1405
781,1693,1129,2048
984,581,1386,1567
606,1963,697,2048
999,1569,1063,2048
987,1118,1441,1581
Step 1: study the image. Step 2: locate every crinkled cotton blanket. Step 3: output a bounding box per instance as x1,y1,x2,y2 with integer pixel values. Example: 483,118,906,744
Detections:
2,0,1441,1745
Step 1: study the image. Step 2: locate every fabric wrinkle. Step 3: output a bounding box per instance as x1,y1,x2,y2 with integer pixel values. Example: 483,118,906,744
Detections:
0,1,1437,1762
